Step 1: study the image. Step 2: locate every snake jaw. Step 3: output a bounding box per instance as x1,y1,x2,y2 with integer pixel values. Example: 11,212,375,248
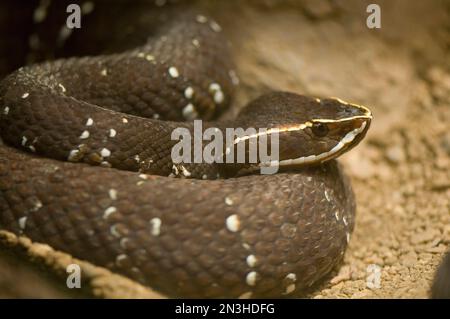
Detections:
259,109,372,169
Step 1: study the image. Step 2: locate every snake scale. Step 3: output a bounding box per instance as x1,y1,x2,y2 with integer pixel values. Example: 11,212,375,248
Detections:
0,2,372,298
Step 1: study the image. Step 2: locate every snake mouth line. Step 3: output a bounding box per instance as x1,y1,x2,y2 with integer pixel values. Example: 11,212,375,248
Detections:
260,120,368,168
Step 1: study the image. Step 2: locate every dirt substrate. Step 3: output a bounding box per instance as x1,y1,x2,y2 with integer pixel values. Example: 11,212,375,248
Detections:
0,0,449,298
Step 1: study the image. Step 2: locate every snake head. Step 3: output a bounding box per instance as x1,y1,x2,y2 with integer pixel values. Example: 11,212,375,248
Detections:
237,92,372,168
275,94,372,167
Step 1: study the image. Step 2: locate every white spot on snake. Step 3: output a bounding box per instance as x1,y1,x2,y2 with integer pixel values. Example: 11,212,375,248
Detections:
79,130,90,139
109,129,117,138
153,113,160,119
137,52,145,58
286,273,297,281
282,273,297,294
182,103,198,120
242,243,251,250
150,218,162,236
134,155,140,163
103,206,117,219
31,199,42,212
226,214,240,232
238,292,253,299
139,174,148,180
229,70,240,85
246,255,257,267
145,54,155,62
115,254,127,267
335,211,340,221
119,237,129,249
196,15,208,23
3,106,9,115
209,20,222,32
225,196,233,206
101,69,107,76
22,93,29,99
324,190,331,202
214,91,224,104
168,66,179,78
209,83,224,104
180,166,191,177
109,189,118,200
101,148,111,157
136,181,145,186
343,216,348,226
110,225,121,238
18,217,27,230
100,161,111,168
209,83,220,92
29,145,36,152
21,136,27,146
192,38,200,47
202,174,208,180
285,284,296,295
122,118,128,124
246,271,258,286
68,149,79,161
346,232,351,243
58,83,66,93
86,118,94,126
184,86,194,99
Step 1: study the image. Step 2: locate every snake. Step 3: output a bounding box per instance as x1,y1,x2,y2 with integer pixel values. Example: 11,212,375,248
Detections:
0,3,372,298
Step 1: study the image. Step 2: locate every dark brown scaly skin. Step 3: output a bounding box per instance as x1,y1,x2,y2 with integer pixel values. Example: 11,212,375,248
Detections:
0,142,355,298
0,6,360,298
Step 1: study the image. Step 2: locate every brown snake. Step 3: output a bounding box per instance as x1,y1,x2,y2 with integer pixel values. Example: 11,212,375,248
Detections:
0,3,372,298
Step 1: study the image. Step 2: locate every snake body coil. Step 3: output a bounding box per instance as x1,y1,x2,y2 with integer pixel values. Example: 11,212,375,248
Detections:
0,6,371,298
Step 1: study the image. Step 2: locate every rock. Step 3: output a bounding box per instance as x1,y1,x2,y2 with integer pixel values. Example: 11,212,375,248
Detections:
330,265,352,284
426,244,448,254
410,229,440,245
365,255,384,266
343,151,377,179
351,290,371,299
385,145,406,164
400,251,418,268
434,155,450,170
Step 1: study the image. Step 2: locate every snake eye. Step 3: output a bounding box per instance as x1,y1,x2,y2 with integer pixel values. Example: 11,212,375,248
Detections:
311,122,329,137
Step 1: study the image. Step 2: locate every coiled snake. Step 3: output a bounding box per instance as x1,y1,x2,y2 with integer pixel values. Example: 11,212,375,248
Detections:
0,5,372,298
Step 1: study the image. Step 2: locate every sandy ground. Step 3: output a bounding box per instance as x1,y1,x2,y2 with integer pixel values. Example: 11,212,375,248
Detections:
0,0,449,298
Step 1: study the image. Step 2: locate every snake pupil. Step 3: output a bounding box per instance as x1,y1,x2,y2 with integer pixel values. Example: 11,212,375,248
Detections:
312,123,329,137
